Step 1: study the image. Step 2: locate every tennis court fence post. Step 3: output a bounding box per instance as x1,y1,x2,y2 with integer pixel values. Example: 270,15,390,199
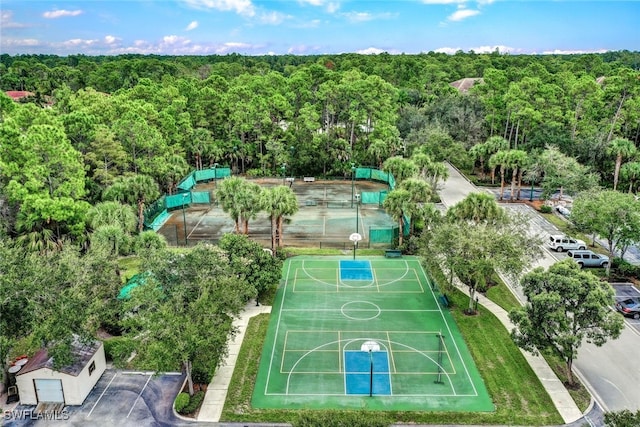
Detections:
435,331,445,384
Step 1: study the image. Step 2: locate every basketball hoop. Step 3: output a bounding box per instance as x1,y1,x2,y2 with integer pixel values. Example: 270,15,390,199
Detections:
349,233,362,260
361,340,380,352
349,233,362,243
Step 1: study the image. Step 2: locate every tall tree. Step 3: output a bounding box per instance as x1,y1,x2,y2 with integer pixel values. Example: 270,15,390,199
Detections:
607,137,636,191
571,190,640,266
382,189,411,246
509,259,624,385
103,174,160,232
216,177,263,234
122,244,256,395
260,185,298,252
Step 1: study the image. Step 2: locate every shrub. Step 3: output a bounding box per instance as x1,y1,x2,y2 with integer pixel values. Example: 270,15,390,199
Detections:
174,392,190,413
191,365,213,384
181,391,205,415
612,257,640,278
539,205,552,214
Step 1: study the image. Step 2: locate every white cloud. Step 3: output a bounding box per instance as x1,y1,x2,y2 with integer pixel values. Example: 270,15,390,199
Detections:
1,10,29,28
181,0,255,17
298,0,340,13
104,35,119,44
448,8,479,21
43,9,83,19
434,45,516,54
326,2,340,13
2,38,41,47
185,20,199,31
542,49,608,55
259,11,288,25
357,47,385,55
162,35,192,45
343,12,373,23
342,11,395,23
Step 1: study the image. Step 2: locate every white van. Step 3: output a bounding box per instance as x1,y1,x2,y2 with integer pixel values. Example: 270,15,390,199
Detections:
548,235,587,252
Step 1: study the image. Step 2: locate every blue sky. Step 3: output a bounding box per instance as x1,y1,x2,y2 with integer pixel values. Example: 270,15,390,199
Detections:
1,1,639,56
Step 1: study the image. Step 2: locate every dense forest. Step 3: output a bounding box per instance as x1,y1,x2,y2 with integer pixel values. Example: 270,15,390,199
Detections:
2,52,640,413
1,51,639,248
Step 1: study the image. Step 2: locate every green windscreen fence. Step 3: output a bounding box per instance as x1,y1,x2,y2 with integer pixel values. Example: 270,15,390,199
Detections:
361,190,388,206
178,167,231,192
144,167,230,229
369,225,399,243
354,167,396,190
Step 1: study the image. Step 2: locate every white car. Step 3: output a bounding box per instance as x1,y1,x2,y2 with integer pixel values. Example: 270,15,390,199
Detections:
548,235,587,252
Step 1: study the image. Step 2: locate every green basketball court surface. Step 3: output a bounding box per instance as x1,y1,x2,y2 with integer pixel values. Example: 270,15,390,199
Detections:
252,256,494,412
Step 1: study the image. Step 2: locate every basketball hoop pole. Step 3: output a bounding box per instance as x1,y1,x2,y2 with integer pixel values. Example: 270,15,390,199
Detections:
369,348,373,397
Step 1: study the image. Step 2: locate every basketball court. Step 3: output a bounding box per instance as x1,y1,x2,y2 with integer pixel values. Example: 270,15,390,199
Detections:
251,256,494,411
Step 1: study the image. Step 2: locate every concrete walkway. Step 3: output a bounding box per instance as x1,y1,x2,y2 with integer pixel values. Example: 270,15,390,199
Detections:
439,163,583,424
198,302,272,423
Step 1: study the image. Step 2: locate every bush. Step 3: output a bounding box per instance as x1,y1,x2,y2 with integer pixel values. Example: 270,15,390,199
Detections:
191,365,213,384
612,257,640,279
174,392,190,413
181,391,205,415
539,205,552,214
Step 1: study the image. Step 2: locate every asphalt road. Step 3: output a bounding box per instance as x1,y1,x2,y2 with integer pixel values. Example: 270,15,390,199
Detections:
3,370,198,427
440,163,640,413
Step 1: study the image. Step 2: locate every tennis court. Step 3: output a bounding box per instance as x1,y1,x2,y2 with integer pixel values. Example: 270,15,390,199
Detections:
252,256,494,412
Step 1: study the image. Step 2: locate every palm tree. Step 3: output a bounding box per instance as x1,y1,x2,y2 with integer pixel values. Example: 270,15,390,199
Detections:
237,181,263,235
383,189,411,246
489,150,509,201
506,150,528,201
86,201,137,233
621,161,640,193
261,186,299,253
399,178,433,235
607,138,637,190
483,136,509,184
382,156,418,186
446,192,506,225
216,176,245,233
103,174,160,232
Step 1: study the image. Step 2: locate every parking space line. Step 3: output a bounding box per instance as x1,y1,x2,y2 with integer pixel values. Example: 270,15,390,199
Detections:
87,372,117,418
126,373,153,418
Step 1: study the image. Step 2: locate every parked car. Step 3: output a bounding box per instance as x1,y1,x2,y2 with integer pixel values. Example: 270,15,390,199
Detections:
615,297,640,320
548,235,587,252
566,250,610,268
556,205,571,217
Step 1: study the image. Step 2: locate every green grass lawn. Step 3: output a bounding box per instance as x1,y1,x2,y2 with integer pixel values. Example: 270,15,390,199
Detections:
222,288,565,425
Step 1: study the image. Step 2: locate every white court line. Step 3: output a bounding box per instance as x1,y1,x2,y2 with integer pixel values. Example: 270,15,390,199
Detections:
265,258,292,394
127,372,153,418
418,261,476,397
87,372,117,418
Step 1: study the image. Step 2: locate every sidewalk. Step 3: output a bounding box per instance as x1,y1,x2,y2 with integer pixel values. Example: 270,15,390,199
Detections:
197,302,272,423
439,162,583,424
451,275,583,424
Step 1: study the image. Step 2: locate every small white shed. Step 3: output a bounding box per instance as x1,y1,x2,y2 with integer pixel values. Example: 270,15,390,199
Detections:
15,339,106,406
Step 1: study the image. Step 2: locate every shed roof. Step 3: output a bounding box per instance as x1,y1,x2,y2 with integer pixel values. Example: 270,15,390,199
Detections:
17,338,102,377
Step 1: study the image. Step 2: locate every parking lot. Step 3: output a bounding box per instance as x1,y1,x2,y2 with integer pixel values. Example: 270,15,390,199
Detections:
3,370,196,427
612,283,640,333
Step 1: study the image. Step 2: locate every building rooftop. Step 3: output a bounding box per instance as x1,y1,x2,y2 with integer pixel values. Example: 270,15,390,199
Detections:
16,338,102,377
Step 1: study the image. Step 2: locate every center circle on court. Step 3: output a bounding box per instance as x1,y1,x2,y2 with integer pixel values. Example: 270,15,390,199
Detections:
341,301,381,320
